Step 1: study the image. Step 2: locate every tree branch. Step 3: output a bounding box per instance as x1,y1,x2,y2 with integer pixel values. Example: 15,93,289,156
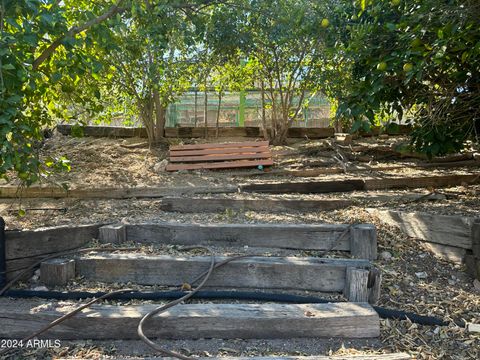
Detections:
32,1,125,70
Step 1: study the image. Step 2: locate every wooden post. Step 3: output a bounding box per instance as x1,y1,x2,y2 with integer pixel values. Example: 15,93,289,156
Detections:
468,219,480,280
344,268,369,302
367,268,382,304
350,224,377,260
472,219,480,259
40,258,75,287
99,224,126,244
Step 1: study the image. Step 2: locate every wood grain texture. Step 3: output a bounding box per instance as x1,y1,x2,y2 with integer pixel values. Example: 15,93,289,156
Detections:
116,356,411,360
5,223,101,260
170,141,269,151
419,242,467,264
170,145,270,156
0,299,379,340
169,152,272,163
40,258,75,287
0,185,236,199
125,223,356,252
472,220,480,259
364,174,480,191
75,254,371,292
166,159,274,171
344,268,369,302
240,180,366,194
240,174,480,194
350,224,377,260
371,209,474,249
99,224,126,244
159,198,353,213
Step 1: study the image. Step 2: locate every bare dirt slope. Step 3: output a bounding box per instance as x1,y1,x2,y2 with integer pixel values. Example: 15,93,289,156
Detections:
0,132,479,359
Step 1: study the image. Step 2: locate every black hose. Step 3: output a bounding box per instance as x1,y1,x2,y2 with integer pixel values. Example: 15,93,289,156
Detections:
3,288,454,327
0,217,6,290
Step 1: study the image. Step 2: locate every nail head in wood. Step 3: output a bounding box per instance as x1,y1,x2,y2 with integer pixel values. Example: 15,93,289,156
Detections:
344,268,369,303
40,258,75,287
350,224,377,260
99,224,126,244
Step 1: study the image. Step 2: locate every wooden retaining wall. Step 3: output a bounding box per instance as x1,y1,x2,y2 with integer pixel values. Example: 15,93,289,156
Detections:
56,124,411,139
159,197,353,213
4,224,102,281
74,254,372,292
100,222,377,260
56,124,335,139
240,174,480,194
369,209,480,279
1,174,478,200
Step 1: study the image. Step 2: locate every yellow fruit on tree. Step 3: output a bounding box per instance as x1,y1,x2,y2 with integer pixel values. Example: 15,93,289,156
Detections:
391,0,401,5
403,63,413,72
377,62,388,71
321,19,329,28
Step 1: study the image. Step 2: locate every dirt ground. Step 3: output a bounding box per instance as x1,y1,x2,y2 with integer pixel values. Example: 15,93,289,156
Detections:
1,132,479,359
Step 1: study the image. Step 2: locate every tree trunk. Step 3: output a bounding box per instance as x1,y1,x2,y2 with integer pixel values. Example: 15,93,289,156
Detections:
204,87,208,139
260,81,268,140
138,97,155,144
215,91,223,138
153,90,165,141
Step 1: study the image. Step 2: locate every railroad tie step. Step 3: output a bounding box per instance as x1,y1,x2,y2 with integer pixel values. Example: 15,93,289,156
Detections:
0,298,380,340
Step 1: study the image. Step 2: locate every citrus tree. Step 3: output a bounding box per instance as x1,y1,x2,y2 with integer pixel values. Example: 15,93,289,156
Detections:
333,0,480,155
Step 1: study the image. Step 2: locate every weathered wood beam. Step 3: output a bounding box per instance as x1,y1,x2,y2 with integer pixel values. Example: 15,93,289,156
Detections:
369,209,474,249
99,224,126,244
123,222,377,259
75,254,372,293
240,174,480,194
114,355,412,360
40,258,75,287
5,224,101,260
4,223,101,281
0,185,236,199
240,180,366,194
0,299,380,340
159,198,353,213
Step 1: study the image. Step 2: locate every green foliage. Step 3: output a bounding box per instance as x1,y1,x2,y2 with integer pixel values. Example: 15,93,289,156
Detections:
1,0,479,185
331,0,480,155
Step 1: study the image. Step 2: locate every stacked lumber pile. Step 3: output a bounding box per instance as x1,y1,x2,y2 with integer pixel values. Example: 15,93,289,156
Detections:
166,141,273,171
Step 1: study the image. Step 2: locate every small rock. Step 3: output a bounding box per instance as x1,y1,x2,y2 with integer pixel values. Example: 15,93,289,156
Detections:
380,251,393,261
219,347,238,354
153,159,168,172
415,271,428,279
474,279,480,291
467,323,480,333
32,286,48,291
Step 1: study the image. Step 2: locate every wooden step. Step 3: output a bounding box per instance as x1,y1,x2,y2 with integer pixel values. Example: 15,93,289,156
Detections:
240,174,480,194
0,299,380,340
159,197,353,213
74,254,372,293
102,222,377,260
113,355,412,360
